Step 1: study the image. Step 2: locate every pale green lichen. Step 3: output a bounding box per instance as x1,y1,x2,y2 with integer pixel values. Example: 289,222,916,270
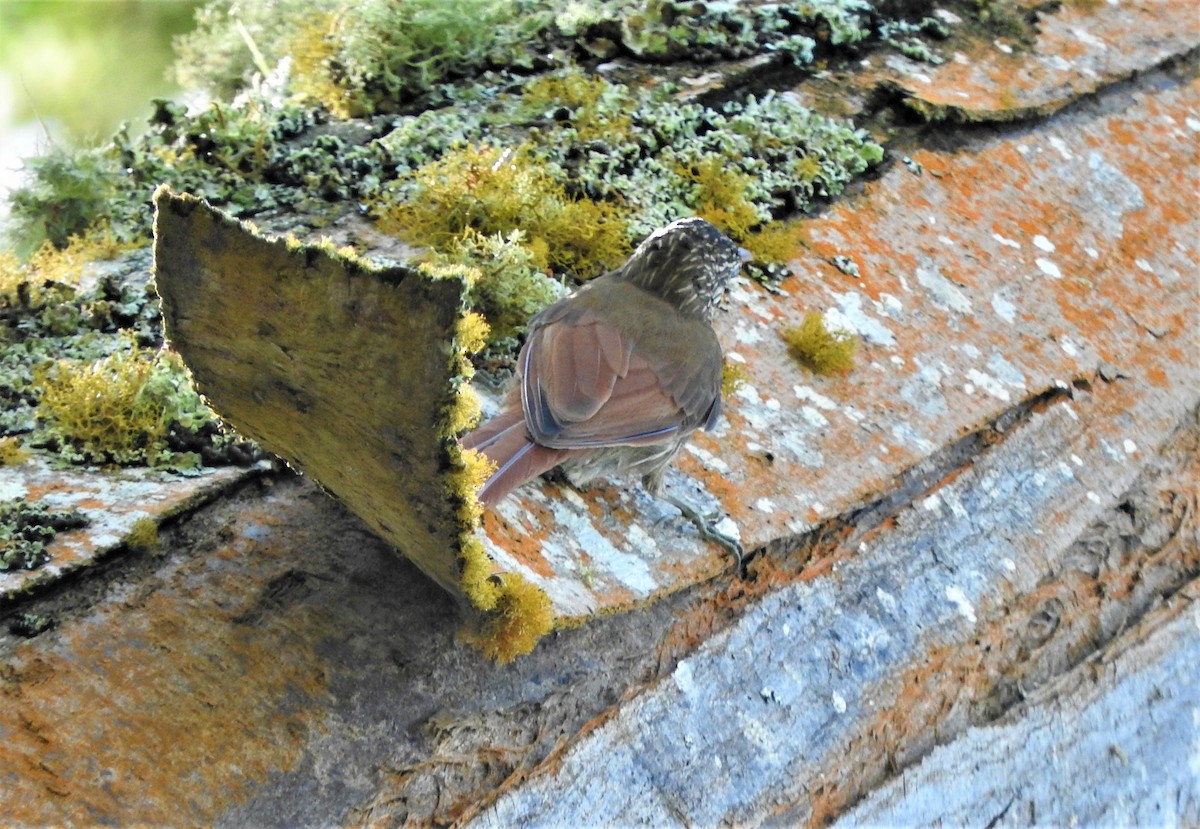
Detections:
0,499,89,572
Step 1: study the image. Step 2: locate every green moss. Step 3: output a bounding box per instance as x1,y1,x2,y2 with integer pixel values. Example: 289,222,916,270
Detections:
125,517,161,554
0,499,89,572
176,0,552,112
783,311,857,375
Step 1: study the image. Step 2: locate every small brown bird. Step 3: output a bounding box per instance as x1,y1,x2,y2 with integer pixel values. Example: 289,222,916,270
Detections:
463,217,745,556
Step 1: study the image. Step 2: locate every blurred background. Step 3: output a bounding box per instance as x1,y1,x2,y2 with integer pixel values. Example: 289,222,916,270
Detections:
0,0,203,223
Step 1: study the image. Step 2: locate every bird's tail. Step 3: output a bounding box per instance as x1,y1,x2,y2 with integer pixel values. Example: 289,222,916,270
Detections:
461,411,570,507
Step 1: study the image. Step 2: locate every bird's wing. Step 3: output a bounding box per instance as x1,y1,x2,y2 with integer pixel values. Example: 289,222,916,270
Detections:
521,306,720,449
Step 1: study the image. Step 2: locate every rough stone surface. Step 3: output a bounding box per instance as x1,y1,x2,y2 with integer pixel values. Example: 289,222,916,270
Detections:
0,0,1197,825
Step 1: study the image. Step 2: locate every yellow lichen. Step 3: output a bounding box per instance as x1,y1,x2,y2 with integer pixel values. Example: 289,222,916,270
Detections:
288,13,368,118
457,534,501,611
520,69,632,141
375,143,629,278
36,348,164,463
445,384,483,439
721,360,750,396
682,157,761,240
0,437,31,466
782,311,857,375
460,571,555,664
794,154,823,184
742,220,808,266
455,311,490,355
2,227,131,303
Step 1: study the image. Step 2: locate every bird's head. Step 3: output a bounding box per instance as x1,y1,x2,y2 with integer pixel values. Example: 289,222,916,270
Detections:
620,217,747,321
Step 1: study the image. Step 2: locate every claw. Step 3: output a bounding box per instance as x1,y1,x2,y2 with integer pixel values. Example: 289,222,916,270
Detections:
659,493,744,568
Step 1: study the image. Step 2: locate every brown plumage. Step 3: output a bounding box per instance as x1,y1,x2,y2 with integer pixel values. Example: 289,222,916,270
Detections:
463,217,745,510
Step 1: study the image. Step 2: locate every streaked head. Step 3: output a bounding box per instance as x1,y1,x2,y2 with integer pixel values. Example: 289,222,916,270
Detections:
620,217,745,321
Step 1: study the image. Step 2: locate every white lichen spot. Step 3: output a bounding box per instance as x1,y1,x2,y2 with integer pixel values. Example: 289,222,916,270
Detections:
993,233,1021,249
800,405,830,428
988,353,1027,390
915,257,973,315
1186,116,1200,132
684,443,731,475
1135,258,1155,274
935,8,963,24
1071,454,1084,466
1048,137,1074,160
1001,557,1017,573
1084,247,1100,259
1059,338,1080,358
826,291,896,346
793,385,838,410
832,691,848,714
923,493,942,513
1033,234,1056,252
1087,491,1102,505
737,710,777,755
879,293,903,316
945,585,977,623
755,497,776,513
994,39,1013,54
966,368,1011,401
713,515,740,545
1071,27,1107,49
726,350,747,364
991,292,1017,323
890,421,934,453
1036,257,1062,279
1123,439,1138,455
673,660,696,695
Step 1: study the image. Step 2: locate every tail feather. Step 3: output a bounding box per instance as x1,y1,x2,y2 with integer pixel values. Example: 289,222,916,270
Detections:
464,411,571,507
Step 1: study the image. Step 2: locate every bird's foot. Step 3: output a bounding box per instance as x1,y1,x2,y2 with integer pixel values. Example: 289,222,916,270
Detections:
659,493,745,568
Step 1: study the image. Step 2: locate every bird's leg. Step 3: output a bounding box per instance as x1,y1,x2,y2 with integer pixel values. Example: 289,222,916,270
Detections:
661,493,745,567
644,471,744,567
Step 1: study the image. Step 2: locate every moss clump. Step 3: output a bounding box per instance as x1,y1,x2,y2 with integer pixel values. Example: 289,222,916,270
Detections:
177,0,552,113
436,287,554,663
0,499,89,572
125,517,161,554
783,311,857,375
